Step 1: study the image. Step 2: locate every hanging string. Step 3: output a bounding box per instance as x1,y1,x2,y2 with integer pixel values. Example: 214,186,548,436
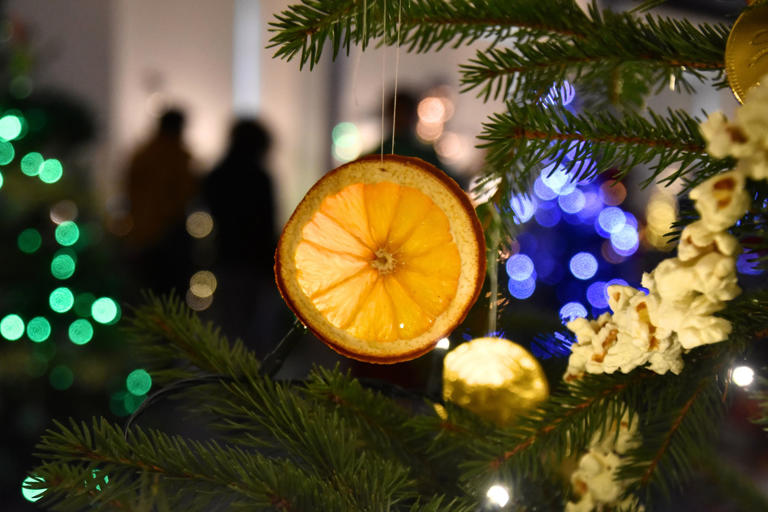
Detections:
350,0,368,107
380,1,387,162
390,0,402,154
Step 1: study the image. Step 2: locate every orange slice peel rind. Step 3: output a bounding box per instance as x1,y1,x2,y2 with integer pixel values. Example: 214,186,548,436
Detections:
275,155,486,363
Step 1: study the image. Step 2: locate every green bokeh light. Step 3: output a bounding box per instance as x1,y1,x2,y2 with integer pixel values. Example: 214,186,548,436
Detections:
74,292,95,317
1,314,24,341
0,114,22,140
109,391,129,416
49,287,74,313
0,140,14,165
21,475,46,503
55,221,80,246
17,228,42,253
88,469,109,492
49,365,74,390
124,392,145,413
51,253,76,279
68,319,93,345
126,369,152,396
27,317,51,342
39,158,63,183
0,170,3,190
91,297,119,324
20,152,44,176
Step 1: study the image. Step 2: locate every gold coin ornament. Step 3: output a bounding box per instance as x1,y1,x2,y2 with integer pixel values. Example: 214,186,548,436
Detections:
725,4,768,103
442,337,549,426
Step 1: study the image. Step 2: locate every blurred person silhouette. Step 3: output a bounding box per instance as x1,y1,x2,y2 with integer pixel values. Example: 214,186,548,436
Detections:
124,108,198,294
203,118,286,354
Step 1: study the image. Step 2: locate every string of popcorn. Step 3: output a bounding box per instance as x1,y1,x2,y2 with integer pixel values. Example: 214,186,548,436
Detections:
562,78,768,381
566,410,643,512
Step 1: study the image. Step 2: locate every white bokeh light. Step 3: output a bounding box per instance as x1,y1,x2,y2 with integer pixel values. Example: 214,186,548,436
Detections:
436,337,451,350
732,365,755,387
486,484,510,507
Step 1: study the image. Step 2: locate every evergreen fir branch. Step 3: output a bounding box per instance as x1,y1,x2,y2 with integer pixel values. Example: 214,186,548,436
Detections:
479,103,722,194
33,418,349,511
268,0,594,69
124,294,262,385
464,371,651,483
460,11,727,104
630,0,669,13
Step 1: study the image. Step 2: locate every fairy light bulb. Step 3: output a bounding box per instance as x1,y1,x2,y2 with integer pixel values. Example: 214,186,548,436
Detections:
486,484,510,507
732,365,754,387
436,337,450,350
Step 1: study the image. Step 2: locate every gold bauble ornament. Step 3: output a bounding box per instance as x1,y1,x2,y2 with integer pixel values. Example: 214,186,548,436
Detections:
442,337,549,426
725,4,768,103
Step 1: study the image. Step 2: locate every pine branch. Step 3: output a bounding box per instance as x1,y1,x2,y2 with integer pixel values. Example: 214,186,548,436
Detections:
268,0,594,69
460,10,727,105
33,418,350,511
124,294,262,385
479,102,732,194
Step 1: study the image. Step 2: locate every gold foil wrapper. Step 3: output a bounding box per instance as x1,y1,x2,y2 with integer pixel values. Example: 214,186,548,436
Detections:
725,5,768,104
443,337,549,426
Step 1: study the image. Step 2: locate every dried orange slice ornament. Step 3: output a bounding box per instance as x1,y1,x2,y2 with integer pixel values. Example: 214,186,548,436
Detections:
275,155,486,363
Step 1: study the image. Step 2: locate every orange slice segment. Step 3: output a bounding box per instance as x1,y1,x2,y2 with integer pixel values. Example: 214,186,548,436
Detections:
275,155,486,363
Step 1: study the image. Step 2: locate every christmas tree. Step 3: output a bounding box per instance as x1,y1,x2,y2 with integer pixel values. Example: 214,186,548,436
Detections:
23,1,768,510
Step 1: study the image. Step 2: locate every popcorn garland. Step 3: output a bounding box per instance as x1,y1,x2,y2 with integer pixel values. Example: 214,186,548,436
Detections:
566,410,643,512
563,75,768,512
561,84,768,380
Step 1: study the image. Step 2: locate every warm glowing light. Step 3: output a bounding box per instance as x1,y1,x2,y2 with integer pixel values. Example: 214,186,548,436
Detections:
50,200,78,224
435,131,464,159
20,152,44,176
26,317,51,343
644,187,678,251
190,270,217,298
486,484,511,507
186,288,213,311
17,228,41,253
21,475,45,502
599,180,627,206
68,319,94,345
417,97,447,124
0,314,24,341
39,159,63,183
416,120,443,142
732,365,754,387
186,211,214,238
126,368,152,396
436,337,450,350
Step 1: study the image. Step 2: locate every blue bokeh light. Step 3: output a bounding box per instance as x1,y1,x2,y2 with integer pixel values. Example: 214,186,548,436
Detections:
587,281,609,308
543,80,576,107
569,252,598,280
558,189,586,214
506,254,535,281
508,276,536,299
737,251,764,275
598,207,626,234
560,301,588,323
535,201,561,227
540,163,574,195
510,194,536,224
611,224,639,251
624,211,638,229
533,176,558,200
